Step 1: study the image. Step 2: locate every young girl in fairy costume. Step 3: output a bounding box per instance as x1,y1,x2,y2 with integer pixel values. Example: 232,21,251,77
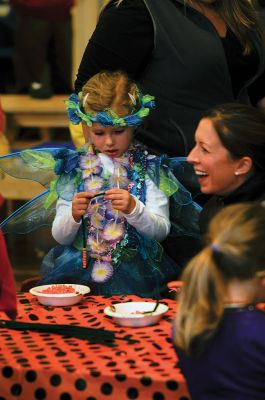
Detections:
0,71,201,297
40,70,179,297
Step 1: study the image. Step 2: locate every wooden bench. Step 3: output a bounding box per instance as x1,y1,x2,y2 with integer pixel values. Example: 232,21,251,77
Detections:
0,95,69,211
1,94,70,144
0,172,44,214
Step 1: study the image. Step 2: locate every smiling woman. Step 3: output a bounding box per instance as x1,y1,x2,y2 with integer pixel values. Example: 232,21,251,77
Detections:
188,118,252,197
187,102,265,235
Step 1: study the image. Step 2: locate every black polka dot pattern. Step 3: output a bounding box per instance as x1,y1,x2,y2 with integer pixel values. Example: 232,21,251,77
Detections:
25,370,37,382
0,293,190,399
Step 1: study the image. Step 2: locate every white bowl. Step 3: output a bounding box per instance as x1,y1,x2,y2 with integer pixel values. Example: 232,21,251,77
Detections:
104,301,168,327
29,284,90,306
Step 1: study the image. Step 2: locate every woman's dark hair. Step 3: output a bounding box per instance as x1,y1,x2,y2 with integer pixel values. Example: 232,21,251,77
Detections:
186,0,265,55
202,103,265,171
115,0,265,54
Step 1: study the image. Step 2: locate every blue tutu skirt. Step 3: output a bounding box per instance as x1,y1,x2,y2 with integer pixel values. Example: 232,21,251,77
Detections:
38,244,180,299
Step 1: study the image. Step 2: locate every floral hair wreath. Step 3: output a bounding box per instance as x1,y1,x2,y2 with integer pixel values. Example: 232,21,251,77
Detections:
65,90,155,127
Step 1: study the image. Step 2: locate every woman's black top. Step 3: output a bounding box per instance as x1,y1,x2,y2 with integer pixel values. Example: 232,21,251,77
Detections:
75,0,265,105
199,173,265,236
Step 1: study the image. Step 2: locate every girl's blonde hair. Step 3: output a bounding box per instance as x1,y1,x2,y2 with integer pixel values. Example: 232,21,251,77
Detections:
81,70,139,117
115,0,264,55
174,202,265,356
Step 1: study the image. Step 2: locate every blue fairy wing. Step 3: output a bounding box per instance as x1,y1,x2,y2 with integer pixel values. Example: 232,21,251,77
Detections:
165,157,202,237
169,156,201,199
0,149,57,187
147,156,203,268
0,148,83,235
0,149,57,234
147,155,202,238
147,155,201,206
0,190,56,234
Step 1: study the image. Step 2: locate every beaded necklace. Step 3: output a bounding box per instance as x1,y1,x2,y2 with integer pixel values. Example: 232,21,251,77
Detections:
79,143,148,283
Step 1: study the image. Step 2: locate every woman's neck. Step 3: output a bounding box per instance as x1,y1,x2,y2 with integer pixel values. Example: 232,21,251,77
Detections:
224,278,260,306
191,1,226,37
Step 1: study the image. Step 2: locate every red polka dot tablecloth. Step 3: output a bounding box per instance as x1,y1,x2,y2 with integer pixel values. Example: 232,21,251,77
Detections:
0,293,191,400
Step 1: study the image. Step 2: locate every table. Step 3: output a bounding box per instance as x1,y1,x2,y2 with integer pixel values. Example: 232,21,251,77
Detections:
0,293,190,400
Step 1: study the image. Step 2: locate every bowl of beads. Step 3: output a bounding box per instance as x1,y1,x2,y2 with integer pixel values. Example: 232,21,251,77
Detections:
104,301,168,327
29,284,90,306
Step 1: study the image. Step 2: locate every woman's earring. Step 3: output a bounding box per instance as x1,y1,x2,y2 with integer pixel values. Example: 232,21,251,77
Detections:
234,171,240,176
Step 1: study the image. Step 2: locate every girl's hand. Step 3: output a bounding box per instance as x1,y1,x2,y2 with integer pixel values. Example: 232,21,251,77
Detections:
105,189,136,214
72,192,94,222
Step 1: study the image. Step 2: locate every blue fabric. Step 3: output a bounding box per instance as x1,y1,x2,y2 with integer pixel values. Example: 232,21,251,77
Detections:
39,241,179,299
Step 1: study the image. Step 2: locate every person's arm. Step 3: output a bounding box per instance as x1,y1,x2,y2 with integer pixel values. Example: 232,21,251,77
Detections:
125,177,170,242
74,0,153,92
52,198,81,245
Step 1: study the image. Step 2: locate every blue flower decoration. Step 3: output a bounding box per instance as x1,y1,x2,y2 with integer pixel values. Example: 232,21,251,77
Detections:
124,114,142,126
69,93,79,103
68,108,82,125
54,148,69,159
64,153,79,173
54,149,79,175
94,112,114,126
144,100,155,108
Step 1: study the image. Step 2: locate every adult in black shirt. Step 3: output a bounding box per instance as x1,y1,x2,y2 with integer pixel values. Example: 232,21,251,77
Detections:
75,0,265,157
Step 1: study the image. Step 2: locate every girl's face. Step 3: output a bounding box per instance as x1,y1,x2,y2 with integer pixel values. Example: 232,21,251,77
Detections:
187,118,248,196
84,123,135,158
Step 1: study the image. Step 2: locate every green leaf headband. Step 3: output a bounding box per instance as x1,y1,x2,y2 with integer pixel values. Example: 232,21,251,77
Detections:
65,91,155,127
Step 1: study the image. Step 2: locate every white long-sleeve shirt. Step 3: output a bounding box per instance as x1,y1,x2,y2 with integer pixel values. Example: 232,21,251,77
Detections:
52,153,170,244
